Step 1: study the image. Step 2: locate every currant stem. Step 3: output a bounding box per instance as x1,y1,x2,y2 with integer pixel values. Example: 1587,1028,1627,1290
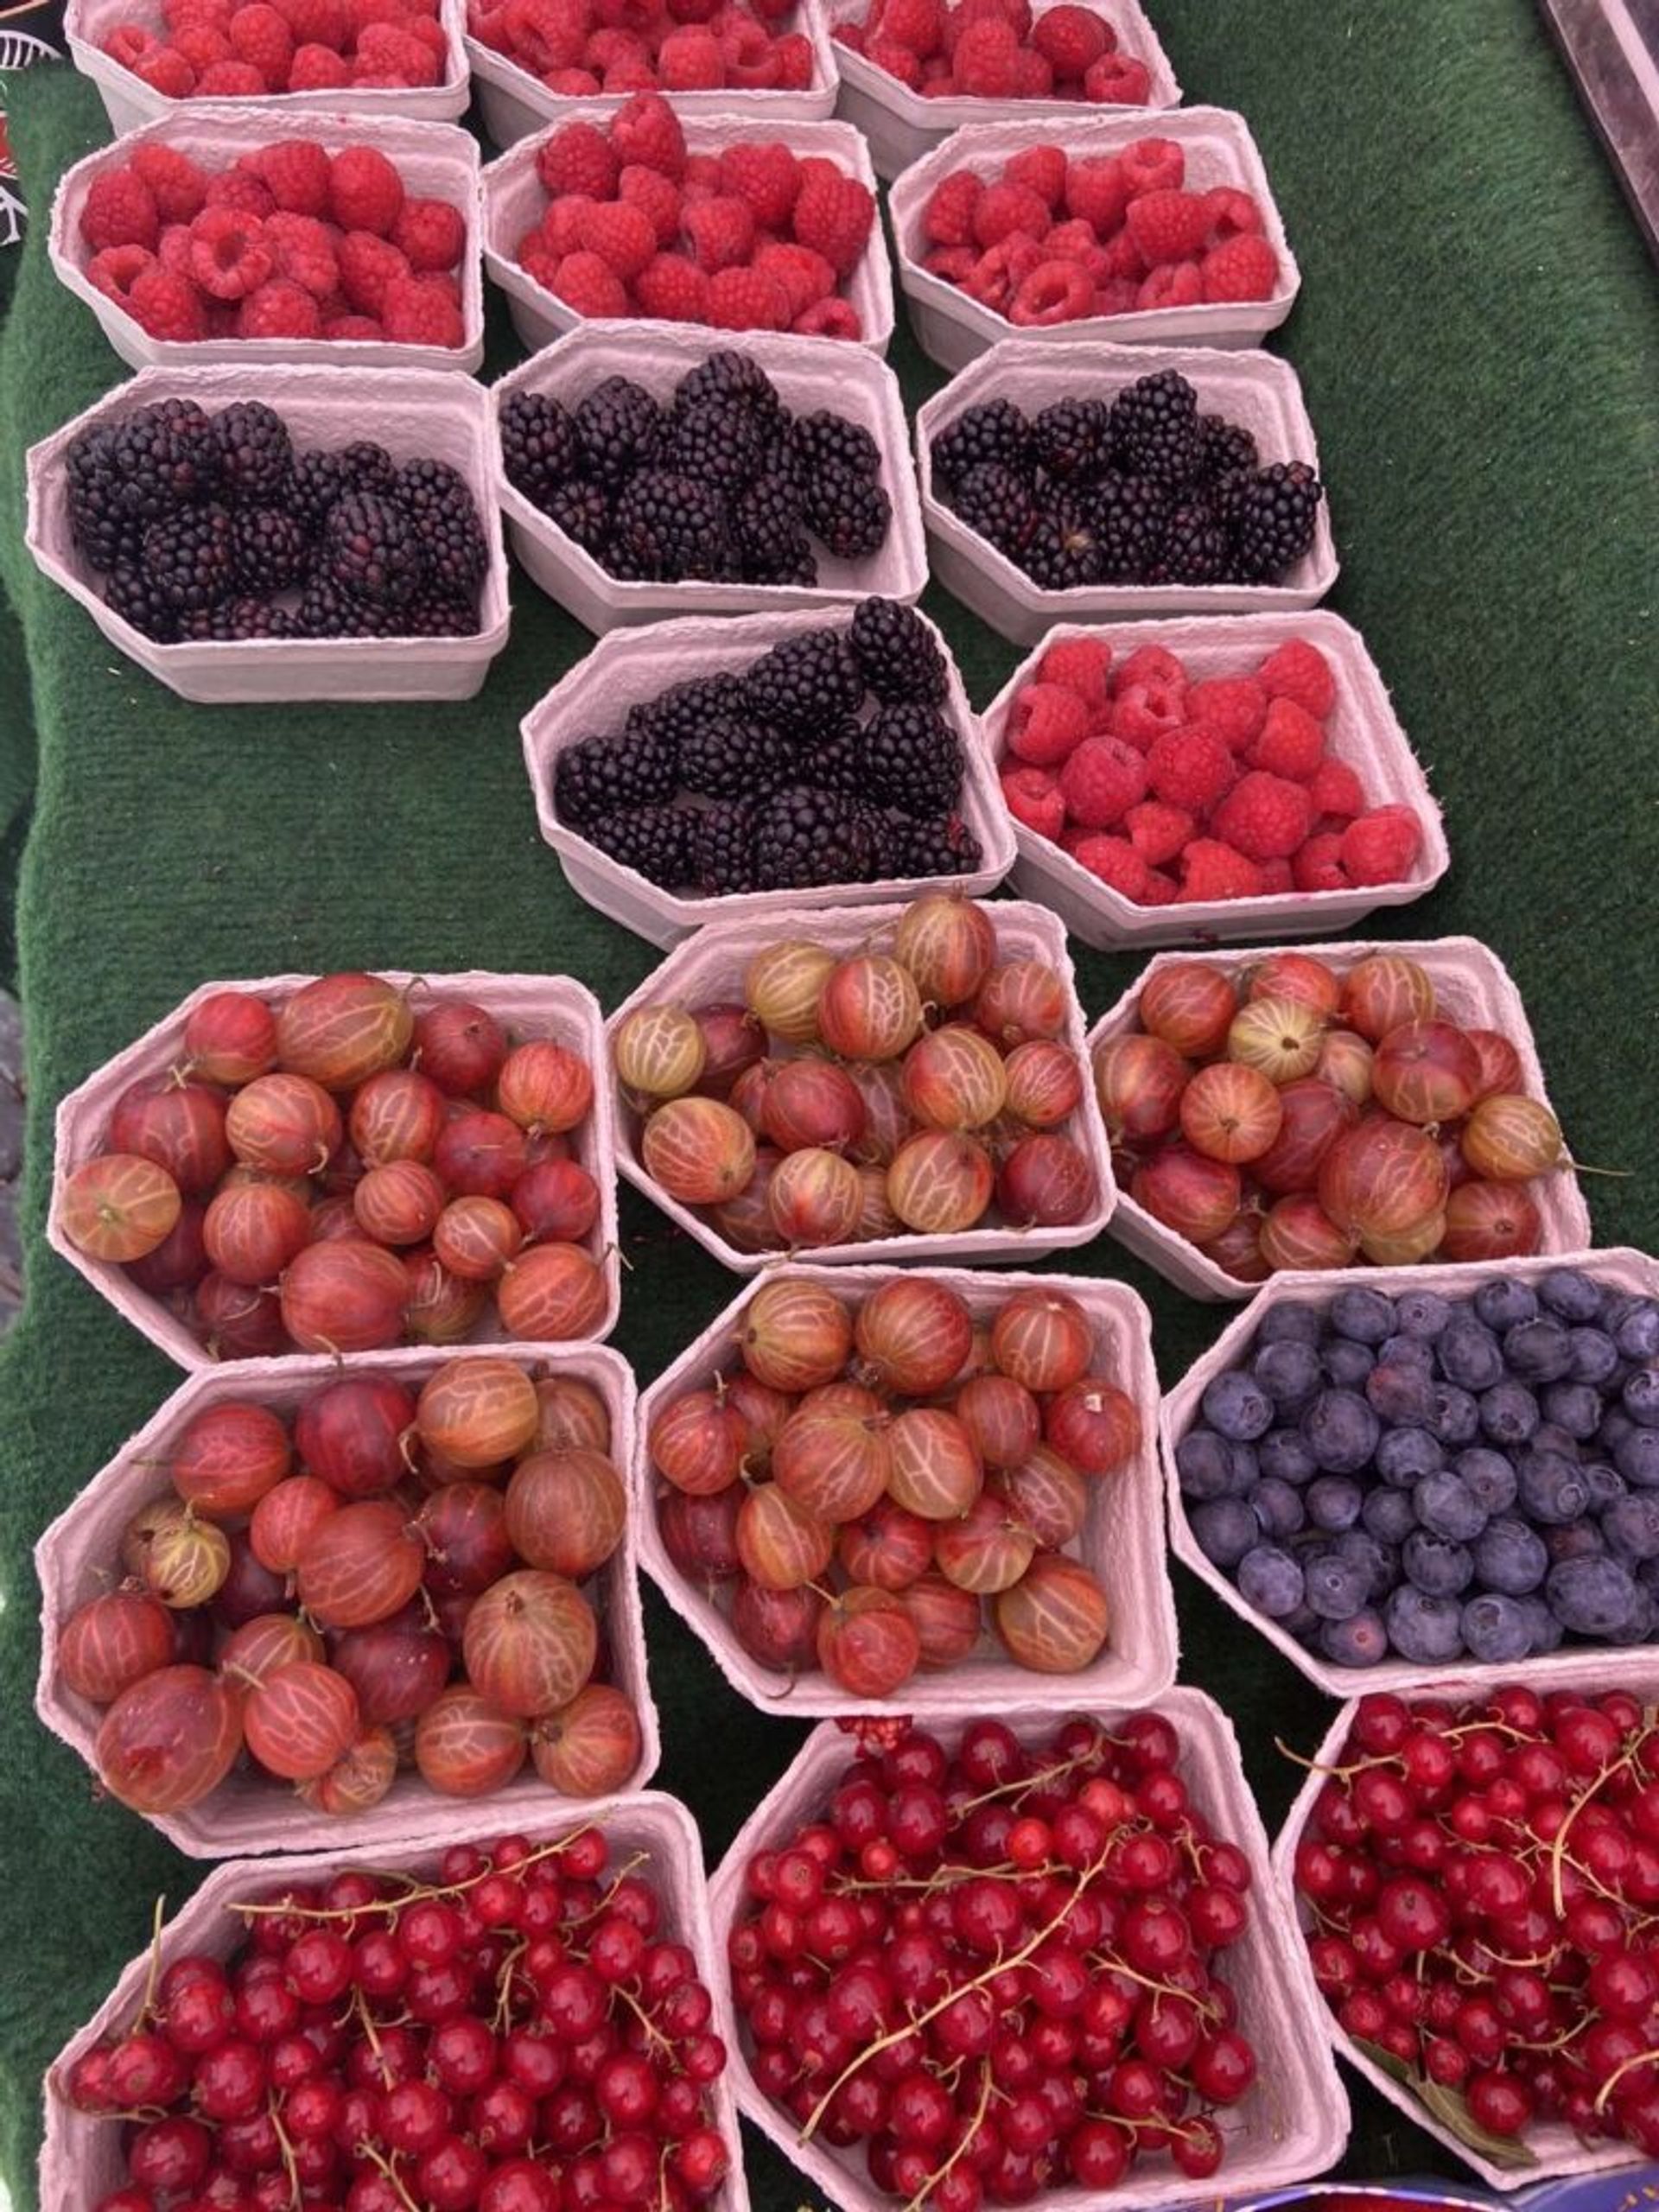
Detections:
232,1832,597,1919
901,2057,992,2212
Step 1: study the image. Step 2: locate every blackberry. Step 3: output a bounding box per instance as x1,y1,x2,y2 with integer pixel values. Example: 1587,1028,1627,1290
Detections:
800,714,863,793
289,450,354,533
931,399,1031,490
1109,370,1202,491
141,502,237,615
660,400,770,495
1093,474,1167,582
891,810,982,879
689,800,757,894
847,598,945,704
951,463,1034,559
753,785,886,890
67,398,221,565
1197,414,1259,486
733,473,815,586
296,576,397,637
555,722,679,827
178,596,297,641
788,410,881,484
104,559,181,642
804,465,891,561
679,714,797,800
1225,461,1324,582
544,478,611,556
321,492,425,607
588,804,691,887
574,377,663,487
611,471,732,582
743,629,863,734
396,588,483,638
213,400,294,503
395,460,488,592
1022,505,1103,589
1156,500,1229,584
673,352,785,430
858,703,963,812
499,393,580,505
630,673,750,759
1032,398,1115,485
232,506,311,592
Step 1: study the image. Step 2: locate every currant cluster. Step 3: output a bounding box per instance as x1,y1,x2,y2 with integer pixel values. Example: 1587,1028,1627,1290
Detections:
728,1714,1262,2210
66,1827,734,2212
1294,1684,1659,2158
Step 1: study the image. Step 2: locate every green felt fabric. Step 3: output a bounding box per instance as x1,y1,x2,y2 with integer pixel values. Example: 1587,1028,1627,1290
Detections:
3,6,1659,2204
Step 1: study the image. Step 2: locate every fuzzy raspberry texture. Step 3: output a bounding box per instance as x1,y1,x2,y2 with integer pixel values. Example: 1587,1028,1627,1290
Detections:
996,631,1429,908
836,0,1151,105
919,132,1281,330
516,92,874,336
467,0,814,95
97,0,448,92
74,137,467,348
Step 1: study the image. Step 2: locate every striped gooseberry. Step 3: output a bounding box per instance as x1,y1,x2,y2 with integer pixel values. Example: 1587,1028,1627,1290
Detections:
504,1449,626,1577
887,1408,983,1521
711,1152,785,1256
194,1272,287,1357
1340,954,1437,1042
641,1096,755,1205
1460,1094,1566,1181
1440,1179,1544,1262
413,997,508,1098
730,1058,779,1137
418,1483,515,1596
1315,1029,1374,1105
772,1402,891,1523
1138,963,1236,1058
404,1249,487,1344
1227,996,1325,1084
226,1073,341,1176
990,1288,1094,1394
531,1685,642,1797
1003,1039,1084,1128
434,1195,522,1281
760,1059,866,1154
997,1446,1087,1548
740,1278,853,1392
329,1613,451,1726
744,943,836,1044
691,1002,766,1099
893,896,996,1009
1244,951,1341,1016
141,1513,231,1609
994,1555,1109,1673
847,1061,914,1166
766,1147,863,1247
903,1573,982,1669
650,1389,747,1497
280,1238,408,1353
202,1179,311,1285
295,1375,415,1498
901,1025,1007,1133
1258,1193,1359,1272
297,1727,398,1816
955,1374,1041,1469
1318,1118,1450,1239
95,1665,243,1813
722,1372,793,1468
1130,1146,1241,1244
496,1041,593,1135
837,1498,933,1592
996,1133,1096,1226
215,1528,288,1628
974,961,1067,1050
415,1687,527,1797
1202,1211,1272,1284
535,1376,611,1454
496,1243,608,1339
170,1400,290,1517
296,1500,425,1630
276,972,413,1090
353,1160,447,1246
1251,1077,1357,1195
853,1275,975,1395
1092,1033,1187,1145
57,1590,175,1704
1044,1376,1140,1475
934,1492,1037,1595
508,1162,598,1246
124,1199,209,1295
1179,1063,1284,1165
219,1613,325,1690
855,1165,902,1242
348,1068,446,1165
817,1587,920,1698
817,955,924,1063
244,1662,359,1781
734,1483,834,1591
462,1571,598,1718
434,1110,527,1199
887,1130,994,1234
418,1356,538,1465
61,1153,181,1263
109,1077,230,1196
1466,1029,1524,1103
613,1005,706,1101
1371,1020,1483,1126
182,989,277,1084
658,1484,744,1583
250,1476,340,1573
1360,1211,1448,1266
730,1579,823,1669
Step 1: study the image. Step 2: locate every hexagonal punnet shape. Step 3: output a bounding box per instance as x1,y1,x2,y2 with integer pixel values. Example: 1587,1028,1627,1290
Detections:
889,108,1300,373
1163,1246,1657,1704
41,1792,747,2212
35,1341,658,1858
607,898,1115,1272
709,1696,1351,2212
48,969,620,1368
635,1262,1176,1716
1087,937,1594,1303
519,604,1016,950
977,613,1449,950
915,340,1338,645
1271,1672,1659,2189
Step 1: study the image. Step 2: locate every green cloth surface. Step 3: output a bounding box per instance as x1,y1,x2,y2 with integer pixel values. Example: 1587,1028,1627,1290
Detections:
3,5,1659,2203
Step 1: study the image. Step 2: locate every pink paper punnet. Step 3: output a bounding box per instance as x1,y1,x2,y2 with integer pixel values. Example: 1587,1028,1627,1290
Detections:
520,604,1015,949
35,1341,658,1859
1165,1246,1656,1700
48,968,620,1367
607,896,1115,1271
916,338,1338,644
40,1792,743,2212
50,110,486,374
493,324,928,632
979,612,1449,948
709,1696,1351,2212
482,109,894,355
890,107,1300,371
25,365,509,702
635,1262,1176,1716
1088,935,1593,1301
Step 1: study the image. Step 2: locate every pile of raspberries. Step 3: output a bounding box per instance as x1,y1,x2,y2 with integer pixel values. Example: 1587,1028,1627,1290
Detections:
96,0,450,100
835,0,1154,104
76,138,467,346
467,0,816,97
514,93,876,335
1000,633,1427,906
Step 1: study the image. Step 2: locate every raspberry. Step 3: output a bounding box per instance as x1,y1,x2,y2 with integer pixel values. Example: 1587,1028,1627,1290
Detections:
228,2,294,79
772,29,814,85
1110,676,1187,751
1185,675,1267,751
552,250,631,316
542,195,592,257
188,207,274,301
157,223,194,274
133,47,200,92
1095,227,1144,279
963,234,1041,310
1211,770,1313,861
753,239,834,315
86,243,154,301
355,20,444,78
264,211,339,296
1179,838,1263,902
951,14,1018,92
1032,3,1106,73
794,296,861,338
129,146,208,224
1135,263,1200,308
792,159,875,278
1147,725,1233,811
1007,681,1088,766
252,138,331,217
683,195,754,273
543,67,604,92
612,92,686,180
534,127,612,209
1307,756,1363,821
577,199,658,280
503,0,586,65
925,245,977,283
325,313,384,338
658,26,722,83
634,252,710,320
720,16,779,83
1011,259,1094,324
330,145,405,237
207,170,275,218
382,270,466,344
1291,831,1348,893
1139,869,1178,906
391,197,465,271
1124,188,1211,265
880,0,943,51
270,0,345,40
682,152,722,196
1340,804,1424,887
128,263,209,339
971,180,1050,249
80,169,161,253
1246,695,1325,779
1204,187,1264,241
619,165,682,245
1005,143,1066,208
1062,154,1127,238
1120,136,1183,195
1036,637,1110,703
517,228,559,289
708,264,791,330
1083,51,1150,102
1014,47,1052,92
1256,635,1335,717
1000,766,1065,842
337,229,410,315
1116,643,1183,689
287,41,350,83
1058,734,1147,829
104,21,162,62
1202,233,1280,302
232,277,321,336
718,142,800,229
923,170,981,248
1073,835,1148,899
870,27,920,75
1094,276,1140,314
587,26,647,73
1124,798,1192,866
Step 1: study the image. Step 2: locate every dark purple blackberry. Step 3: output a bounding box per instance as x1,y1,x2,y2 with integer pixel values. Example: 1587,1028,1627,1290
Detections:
847,598,945,705
1156,500,1229,584
1108,370,1202,492
611,472,733,582
296,576,397,637
858,703,963,812
587,804,691,887
321,492,425,607
743,629,863,734
1093,474,1166,582
66,398,221,564
395,461,488,593
689,800,757,894
544,478,612,556
232,506,311,592
660,400,770,495
289,450,354,533
574,377,663,488
931,399,1031,491
630,672,749,757
673,351,785,430
499,393,580,505
212,401,294,503
891,811,982,879
140,502,237,616
555,721,679,827
787,410,881,484
803,465,890,562
1224,461,1324,582
752,785,886,890
801,714,863,793
1032,398,1114,485
733,473,815,586
396,589,483,638
951,463,1034,559
1197,414,1259,486
680,715,797,800
178,596,298,641
104,559,181,642
1022,505,1103,589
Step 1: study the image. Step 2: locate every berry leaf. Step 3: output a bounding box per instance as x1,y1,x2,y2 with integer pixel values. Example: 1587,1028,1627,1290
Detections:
1351,2037,1414,2088
1416,2082,1539,2171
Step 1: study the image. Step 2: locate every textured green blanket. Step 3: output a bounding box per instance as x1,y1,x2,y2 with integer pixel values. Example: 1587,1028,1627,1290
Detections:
2,5,1658,2203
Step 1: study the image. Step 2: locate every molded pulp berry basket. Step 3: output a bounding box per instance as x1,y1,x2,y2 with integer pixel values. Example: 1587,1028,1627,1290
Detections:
634,1262,1178,1716
65,0,470,133
915,339,1338,645
889,107,1300,371
709,1695,1351,2212
607,897,1116,1269
1271,1666,1659,2189
978,612,1449,950
48,968,620,1367
1086,937,1594,1302
467,5,839,146
39,1793,747,2212
519,603,1015,948
492,324,928,632
817,0,1180,181
49,110,486,375
481,109,893,355
1162,1245,1659,1702
24,365,510,703
34,1343,657,1858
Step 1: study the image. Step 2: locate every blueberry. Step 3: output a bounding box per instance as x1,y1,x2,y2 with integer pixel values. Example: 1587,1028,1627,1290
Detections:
1567,1328,1621,1386
1331,1287,1396,1344
1427,1383,1481,1447
1188,1497,1261,1569
1236,1544,1306,1619
1365,1361,1436,1428
1615,1429,1659,1488
1322,1340,1376,1390
1548,1554,1642,1637
1200,1370,1274,1441
1454,1447,1518,1517
1334,1529,1397,1599
1377,1333,1435,1371
1256,1304,1323,1345
1396,1289,1452,1340
1402,1529,1474,1596
1460,1592,1533,1664
1414,1471,1488,1542
1545,1520,1605,1565
1376,1427,1446,1488
1603,1405,1637,1453
1281,1601,1322,1642
1471,1515,1548,1595
1258,1429,1319,1486
1585,1462,1626,1507
1516,1448,1592,1526
1319,1611,1389,1668
1615,1301,1659,1363
1175,1429,1250,1502
1252,1339,1324,1412
1479,1380,1541,1446
1624,1370,1659,1428
1538,1268,1606,1323
1534,1422,1584,1461
1436,1318,1505,1393
1306,1475,1364,1532
1504,1318,1574,1382
1384,1585,1465,1664
1600,1495,1659,1561
1609,1586,1655,1644
1249,1476,1306,1541
1474,1278,1537,1332
1516,1593,1565,1655
1304,1553,1371,1621
1302,1389,1381,1474
1363,1487,1419,1544
1541,1382,1605,1440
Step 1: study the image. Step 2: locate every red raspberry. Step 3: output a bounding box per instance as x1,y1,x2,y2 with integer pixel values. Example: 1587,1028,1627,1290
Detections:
620,165,682,245
270,0,346,41
1307,756,1363,821
1073,835,1148,899
1062,154,1127,238
792,159,875,277
103,22,162,63
1116,642,1182,689
1093,276,1139,314
391,196,466,271
720,16,779,83
708,264,791,329
1058,734,1147,828
382,270,467,344
611,92,686,181
1185,674,1267,751
551,250,630,316
1095,227,1144,280
1120,136,1183,195
1291,832,1348,893
1256,636,1335,718
1139,869,1178,906
718,142,800,230
1246,695,1325,780
128,263,209,339
188,207,274,300
1005,144,1066,208
634,252,710,320
207,170,275,218
162,0,228,34
772,30,814,85
1014,47,1051,92
264,211,340,295
880,0,943,51
962,233,1040,312
658,27,722,82
682,152,722,196
129,146,208,224
1123,798,1192,866
133,47,200,92
585,25,646,72
504,0,586,66
971,181,1050,249
330,145,405,236
287,41,351,83
1036,637,1110,702
951,14,1018,92
536,122,617,201
1007,680,1087,766
683,195,754,273
925,245,977,283
1010,260,1093,324
1000,766,1065,842
1147,724,1233,810
252,138,331,216
86,244,154,302
1124,188,1211,265
517,228,561,289
1135,262,1200,308
1340,805,1423,887
867,35,921,82
1204,187,1264,240
543,67,603,91
541,195,592,257
573,199,655,280
1202,233,1279,302
157,223,194,274
794,296,861,338
923,170,982,248
1179,839,1264,903
594,0,652,27
79,169,161,252
1110,676,1186,751
337,228,410,314
753,239,834,315
355,21,444,79
1083,51,1149,102
228,2,294,81
1032,3,1106,73
1211,770,1313,861
235,277,322,337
